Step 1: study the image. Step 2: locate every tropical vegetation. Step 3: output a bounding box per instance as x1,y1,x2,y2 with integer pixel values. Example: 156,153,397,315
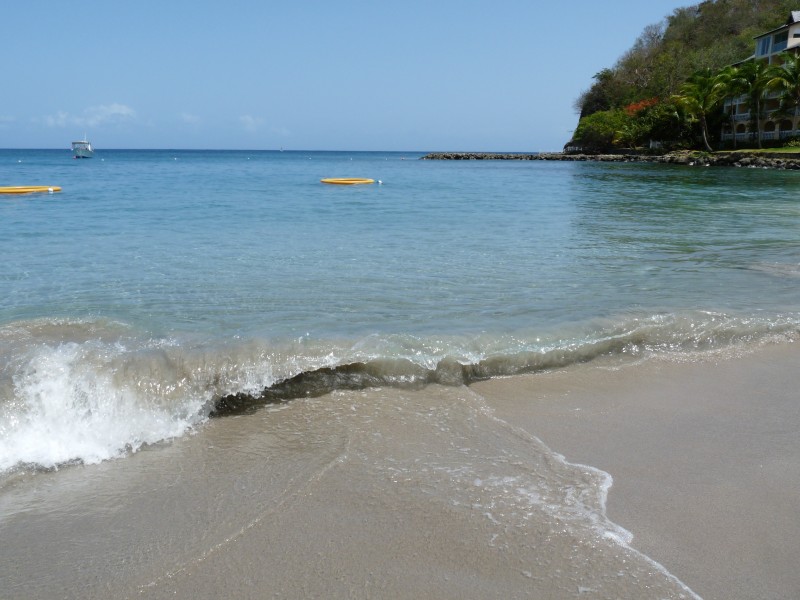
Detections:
568,0,800,152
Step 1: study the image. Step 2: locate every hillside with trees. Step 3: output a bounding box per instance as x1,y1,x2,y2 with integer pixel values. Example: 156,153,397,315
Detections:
569,0,800,152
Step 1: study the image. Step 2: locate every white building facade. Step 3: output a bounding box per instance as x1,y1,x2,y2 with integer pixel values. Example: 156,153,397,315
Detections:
721,11,800,143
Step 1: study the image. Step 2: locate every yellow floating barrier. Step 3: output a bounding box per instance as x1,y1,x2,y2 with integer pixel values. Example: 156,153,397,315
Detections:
320,178,374,185
0,186,61,195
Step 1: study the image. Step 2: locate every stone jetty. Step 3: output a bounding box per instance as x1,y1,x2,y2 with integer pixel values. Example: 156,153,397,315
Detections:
421,151,800,170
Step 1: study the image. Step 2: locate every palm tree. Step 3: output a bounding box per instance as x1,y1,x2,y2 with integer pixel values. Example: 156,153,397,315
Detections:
673,68,725,152
734,60,771,148
715,65,745,148
766,52,800,130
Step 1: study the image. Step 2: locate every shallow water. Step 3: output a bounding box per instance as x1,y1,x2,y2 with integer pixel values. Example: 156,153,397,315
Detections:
2,149,799,471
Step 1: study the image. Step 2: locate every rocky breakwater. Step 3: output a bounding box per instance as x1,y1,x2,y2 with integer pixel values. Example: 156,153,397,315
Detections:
655,151,800,169
421,151,800,170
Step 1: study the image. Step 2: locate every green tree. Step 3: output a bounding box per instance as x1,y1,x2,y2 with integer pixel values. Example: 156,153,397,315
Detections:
715,64,746,148
614,121,644,150
766,52,800,116
574,69,633,117
571,109,629,151
639,100,694,146
673,68,725,151
734,60,771,148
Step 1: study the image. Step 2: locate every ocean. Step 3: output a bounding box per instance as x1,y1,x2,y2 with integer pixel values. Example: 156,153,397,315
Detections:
1,149,799,598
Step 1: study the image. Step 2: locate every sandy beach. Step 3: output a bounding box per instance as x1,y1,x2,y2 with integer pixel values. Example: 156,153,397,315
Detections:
2,342,798,599
473,342,800,600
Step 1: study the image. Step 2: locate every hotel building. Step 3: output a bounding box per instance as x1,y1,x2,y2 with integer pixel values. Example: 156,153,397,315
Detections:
722,11,800,143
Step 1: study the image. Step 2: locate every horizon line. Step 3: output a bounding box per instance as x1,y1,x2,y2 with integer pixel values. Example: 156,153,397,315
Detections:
1,147,553,154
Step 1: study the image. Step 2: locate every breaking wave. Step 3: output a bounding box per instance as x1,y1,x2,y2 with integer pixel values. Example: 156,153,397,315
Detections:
1,310,798,474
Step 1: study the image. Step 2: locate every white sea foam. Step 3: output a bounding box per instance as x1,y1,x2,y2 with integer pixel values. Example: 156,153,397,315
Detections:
470,393,701,599
0,324,360,473
2,308,798,475
0,342,206,472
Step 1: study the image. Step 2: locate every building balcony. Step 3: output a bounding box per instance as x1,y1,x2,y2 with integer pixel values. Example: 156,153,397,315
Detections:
724,95,748,106
729,107,800,121
721,132,756,141
720,129,798,141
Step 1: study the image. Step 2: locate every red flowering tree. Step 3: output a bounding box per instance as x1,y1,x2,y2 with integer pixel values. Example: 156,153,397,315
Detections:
624,97,659,116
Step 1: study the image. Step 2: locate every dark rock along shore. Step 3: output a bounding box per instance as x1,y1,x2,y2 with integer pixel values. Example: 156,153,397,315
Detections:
421,151,800,170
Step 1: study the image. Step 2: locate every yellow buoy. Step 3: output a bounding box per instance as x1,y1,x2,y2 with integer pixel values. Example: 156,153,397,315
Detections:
320,178,374,185
0,186,61,195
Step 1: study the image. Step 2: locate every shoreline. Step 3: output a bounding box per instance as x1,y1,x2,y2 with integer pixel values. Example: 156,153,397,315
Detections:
472,342,800,600
422,150,800,169
2,344,798,598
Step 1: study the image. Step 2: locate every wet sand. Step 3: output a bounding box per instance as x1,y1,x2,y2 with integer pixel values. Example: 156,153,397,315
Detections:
473,342,800,600
2,343,798,599
2,374,696,600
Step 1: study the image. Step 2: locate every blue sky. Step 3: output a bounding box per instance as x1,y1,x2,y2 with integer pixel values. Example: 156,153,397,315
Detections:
4,1,691,151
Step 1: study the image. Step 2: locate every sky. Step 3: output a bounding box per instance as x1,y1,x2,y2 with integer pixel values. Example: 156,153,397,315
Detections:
3,1,693,152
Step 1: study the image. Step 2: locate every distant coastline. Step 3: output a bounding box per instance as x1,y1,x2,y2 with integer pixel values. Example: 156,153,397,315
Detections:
421,151,800,170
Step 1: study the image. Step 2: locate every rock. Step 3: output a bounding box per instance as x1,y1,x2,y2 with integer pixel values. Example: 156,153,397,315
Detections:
420,151,800,170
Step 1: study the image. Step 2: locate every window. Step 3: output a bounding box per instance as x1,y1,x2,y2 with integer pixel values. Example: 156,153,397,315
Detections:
774,31,788,52
757,37,771,55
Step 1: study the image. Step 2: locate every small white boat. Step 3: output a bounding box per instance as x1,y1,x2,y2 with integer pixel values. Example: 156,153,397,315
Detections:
71,138,94,159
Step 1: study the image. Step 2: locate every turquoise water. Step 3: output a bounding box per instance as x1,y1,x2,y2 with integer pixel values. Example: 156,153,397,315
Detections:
2,149,800,471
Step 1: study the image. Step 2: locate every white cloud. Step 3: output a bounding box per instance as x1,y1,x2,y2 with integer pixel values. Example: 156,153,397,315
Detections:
0,115,16,128
37,103,136,128
240,115,264,133
41,111,70,127
81,103,135,126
